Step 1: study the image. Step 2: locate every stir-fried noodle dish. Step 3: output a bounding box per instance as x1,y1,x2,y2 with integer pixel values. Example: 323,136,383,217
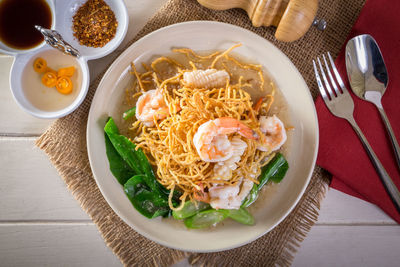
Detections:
104,44,291,228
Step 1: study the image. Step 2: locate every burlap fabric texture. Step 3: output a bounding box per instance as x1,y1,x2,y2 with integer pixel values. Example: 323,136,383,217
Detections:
36,0,366,266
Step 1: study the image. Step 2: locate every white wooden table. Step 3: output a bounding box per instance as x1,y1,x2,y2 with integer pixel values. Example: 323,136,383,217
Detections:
1,1,399,266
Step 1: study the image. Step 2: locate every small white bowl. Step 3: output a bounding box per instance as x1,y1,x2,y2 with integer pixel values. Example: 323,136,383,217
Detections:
0,0,56,56
55,0,129,60
5,0,129,119
9,47,90,119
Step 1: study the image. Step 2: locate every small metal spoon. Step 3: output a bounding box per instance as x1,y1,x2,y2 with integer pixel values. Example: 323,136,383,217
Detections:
35,25,80,58
346,34,400,171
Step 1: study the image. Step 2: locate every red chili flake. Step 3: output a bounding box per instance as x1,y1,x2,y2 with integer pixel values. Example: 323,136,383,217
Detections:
72,0,118,48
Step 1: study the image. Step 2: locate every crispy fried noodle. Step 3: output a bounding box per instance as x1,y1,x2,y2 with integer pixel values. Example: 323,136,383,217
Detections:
128,44,281,211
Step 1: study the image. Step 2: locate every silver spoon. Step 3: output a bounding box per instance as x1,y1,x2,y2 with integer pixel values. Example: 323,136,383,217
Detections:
35,25,80,58
346,34,400,171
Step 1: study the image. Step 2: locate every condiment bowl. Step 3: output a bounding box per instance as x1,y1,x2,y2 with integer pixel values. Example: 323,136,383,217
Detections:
56,0,129,60
6,0,129,119
10,47,89,119
0,0,56,55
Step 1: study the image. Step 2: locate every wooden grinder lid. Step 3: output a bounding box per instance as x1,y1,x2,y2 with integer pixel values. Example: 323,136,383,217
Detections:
274,0,318,42
197,0,319,42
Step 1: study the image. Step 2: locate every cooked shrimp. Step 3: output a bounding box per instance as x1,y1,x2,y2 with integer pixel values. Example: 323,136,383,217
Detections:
257,115,287,152
208,178,254,210
193,183,209,203
193,117,258,162
213,136,247,180
183,69,229,89
135,89,169,127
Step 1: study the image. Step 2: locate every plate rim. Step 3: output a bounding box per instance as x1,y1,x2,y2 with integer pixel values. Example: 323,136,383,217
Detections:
87,20,319,252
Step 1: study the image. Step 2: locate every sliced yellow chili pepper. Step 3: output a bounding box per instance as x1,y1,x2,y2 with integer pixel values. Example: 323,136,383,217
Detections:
41,72,58,87
57,66,75,77
33,58,47,73
45,67,57,75
55,76,73,95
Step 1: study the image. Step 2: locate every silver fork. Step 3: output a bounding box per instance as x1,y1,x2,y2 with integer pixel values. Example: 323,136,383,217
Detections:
313,52,400,213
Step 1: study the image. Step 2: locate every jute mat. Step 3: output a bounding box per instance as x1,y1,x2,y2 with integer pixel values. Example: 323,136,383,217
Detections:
36,0,366,266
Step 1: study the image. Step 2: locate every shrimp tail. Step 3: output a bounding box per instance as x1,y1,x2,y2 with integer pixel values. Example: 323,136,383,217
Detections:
237,123,259,140
253,97,265,112
193,184,210,203
215,117,258,140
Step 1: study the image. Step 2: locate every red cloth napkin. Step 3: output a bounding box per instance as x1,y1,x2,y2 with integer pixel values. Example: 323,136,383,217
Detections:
316,0,400,223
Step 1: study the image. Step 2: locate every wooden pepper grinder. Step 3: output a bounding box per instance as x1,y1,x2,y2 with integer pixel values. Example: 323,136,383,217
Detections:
197,0,326,42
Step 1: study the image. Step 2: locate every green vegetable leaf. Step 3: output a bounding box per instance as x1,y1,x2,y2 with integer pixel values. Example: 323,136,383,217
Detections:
104,117,182,217
132,145,160,191
172,201,210,220
104,118,162,190
260,153,289,185
224,207,254,225
123,107,136,120
104,118,143,175
242,153,289,207
104,116,120,135
124,175,170,219
184,209,228,229
241,184,258,208
104,132,136,185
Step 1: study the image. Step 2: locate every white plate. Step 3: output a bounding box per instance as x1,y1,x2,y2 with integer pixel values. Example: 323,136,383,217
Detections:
87,21,318,252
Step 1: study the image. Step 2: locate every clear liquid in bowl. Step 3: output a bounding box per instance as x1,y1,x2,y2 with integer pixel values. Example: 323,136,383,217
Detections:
22,49,83,112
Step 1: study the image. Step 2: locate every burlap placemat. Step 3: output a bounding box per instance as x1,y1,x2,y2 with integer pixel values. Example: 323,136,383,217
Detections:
36,0,366,266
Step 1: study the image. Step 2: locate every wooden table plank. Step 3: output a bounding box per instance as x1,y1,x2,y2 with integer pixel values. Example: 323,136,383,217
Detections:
0,137,89,221
0,224,121,267
318,189,396,224
0,56,52,135
292,225,400,267
1,224,399,267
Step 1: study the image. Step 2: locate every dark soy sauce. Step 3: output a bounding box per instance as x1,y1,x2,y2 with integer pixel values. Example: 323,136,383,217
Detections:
0,0,52,50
